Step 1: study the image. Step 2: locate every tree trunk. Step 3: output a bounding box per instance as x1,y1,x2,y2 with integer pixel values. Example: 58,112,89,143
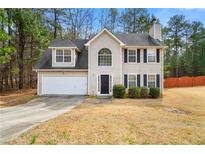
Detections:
15,75,18,88
4,66,9,90
18,23,25,90
0,74,3,92
53,8,57,39
29,37,33,88
7,9,14,89
192,41,198,76
133,9,136,33
9,61,14,89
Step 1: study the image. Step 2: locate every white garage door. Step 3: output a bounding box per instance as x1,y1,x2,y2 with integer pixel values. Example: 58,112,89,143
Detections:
41,76,87,95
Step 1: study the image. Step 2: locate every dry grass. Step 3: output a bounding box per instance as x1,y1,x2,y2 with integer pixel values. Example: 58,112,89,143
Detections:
9,87,205,145
0,89,37,108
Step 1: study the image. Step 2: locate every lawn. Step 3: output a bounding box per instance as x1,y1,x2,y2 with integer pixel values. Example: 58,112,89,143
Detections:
9,87,205,145
0,89,37,108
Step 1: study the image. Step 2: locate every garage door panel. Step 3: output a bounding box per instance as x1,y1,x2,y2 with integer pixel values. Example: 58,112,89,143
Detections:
41,76,87,95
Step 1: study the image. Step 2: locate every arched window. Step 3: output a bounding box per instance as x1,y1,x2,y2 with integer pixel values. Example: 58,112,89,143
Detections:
98,48,112,66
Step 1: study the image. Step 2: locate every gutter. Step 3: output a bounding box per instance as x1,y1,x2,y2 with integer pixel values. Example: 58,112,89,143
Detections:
33,69,88,72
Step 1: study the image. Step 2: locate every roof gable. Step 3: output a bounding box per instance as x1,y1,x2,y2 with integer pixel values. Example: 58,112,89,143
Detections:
85,28,125,46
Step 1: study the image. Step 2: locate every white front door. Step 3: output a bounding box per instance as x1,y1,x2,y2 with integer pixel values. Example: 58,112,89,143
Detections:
41,76,87,95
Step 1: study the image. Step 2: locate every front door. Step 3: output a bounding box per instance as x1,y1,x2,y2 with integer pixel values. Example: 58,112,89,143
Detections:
101,75,109,94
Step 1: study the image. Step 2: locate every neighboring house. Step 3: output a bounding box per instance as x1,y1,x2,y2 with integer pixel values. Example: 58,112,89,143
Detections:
34,21,166,96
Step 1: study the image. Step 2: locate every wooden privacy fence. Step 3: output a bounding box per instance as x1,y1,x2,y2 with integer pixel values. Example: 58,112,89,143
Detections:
164,76,205,88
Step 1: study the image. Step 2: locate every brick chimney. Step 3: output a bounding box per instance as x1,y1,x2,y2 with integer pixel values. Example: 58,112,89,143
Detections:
149,18,162,41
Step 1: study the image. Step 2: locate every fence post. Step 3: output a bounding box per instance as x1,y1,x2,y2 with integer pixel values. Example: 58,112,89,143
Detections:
192,76,193,87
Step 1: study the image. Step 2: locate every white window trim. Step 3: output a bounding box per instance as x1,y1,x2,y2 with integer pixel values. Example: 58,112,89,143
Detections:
127,49,137,63
97,74,113,96
97,49,113,67
147,49,156,63
147,73,157,88
55,49,72,63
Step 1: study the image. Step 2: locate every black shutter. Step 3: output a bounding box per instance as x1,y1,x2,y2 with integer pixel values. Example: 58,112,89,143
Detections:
143,74,147,87
156,74,160,88
124,49,127,63
137,49,140,63
157,49,160,63
124,74,128,88
144,49,147,63
137,74,140,87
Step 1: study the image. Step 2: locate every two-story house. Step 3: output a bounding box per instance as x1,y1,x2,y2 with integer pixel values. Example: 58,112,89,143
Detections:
34,21,165,96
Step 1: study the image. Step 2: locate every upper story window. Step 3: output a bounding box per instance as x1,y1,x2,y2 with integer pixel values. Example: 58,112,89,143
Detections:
128,50,136,62
56,49,71,63
98,48,112,66
147,50,156,63
148,74,156,88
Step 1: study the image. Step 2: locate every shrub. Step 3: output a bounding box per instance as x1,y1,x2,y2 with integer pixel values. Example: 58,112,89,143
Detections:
128,87,137,98
140,87,149,98
135,87,141,98
128,87,141,98
113,84,126,98
149,88,160,98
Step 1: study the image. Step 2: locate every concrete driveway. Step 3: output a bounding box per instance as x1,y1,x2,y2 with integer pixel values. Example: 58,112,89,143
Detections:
0,96,84,144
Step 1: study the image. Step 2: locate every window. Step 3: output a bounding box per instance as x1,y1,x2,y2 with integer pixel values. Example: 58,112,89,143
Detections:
64,50,71,62
148,74,156,88
56,49,71,62
147,50,156,62
56,50,63,62
128,75,136,87
98,48,112,66
128,50,136,62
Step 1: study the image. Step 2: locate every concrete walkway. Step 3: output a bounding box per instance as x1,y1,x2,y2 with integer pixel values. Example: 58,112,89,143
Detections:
0,96,84,144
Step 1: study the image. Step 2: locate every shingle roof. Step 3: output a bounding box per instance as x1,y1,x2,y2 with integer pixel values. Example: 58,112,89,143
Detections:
115,33,162,46
49,39,77,48
35,39,88,69
35,32,164,70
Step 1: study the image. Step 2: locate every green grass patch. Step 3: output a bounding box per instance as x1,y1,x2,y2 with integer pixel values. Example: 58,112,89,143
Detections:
29,135,38,145
44,140,57,145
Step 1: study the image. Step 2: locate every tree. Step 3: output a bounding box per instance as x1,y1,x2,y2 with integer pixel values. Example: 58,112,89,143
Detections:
46,9,65,39
64,9,94,40
120,8,151,33
189,21,204,76
163,15,205,77
99,8,119,32
11,9,50,89
27,9,50,87
165,15,186,77
0,9,16,91
0,9,15,64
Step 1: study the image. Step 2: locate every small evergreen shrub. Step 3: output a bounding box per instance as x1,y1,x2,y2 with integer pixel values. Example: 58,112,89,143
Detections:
113,84,125,98
140,87,149,98
149,88,160,98
135,87,141,98
128,87,137,98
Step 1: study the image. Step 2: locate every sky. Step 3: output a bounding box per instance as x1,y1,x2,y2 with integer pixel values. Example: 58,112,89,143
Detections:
92,8,205,32
147,8,205,26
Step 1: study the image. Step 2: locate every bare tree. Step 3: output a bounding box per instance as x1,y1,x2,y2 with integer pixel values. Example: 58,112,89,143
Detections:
64,9,94,40
98,8,119,32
